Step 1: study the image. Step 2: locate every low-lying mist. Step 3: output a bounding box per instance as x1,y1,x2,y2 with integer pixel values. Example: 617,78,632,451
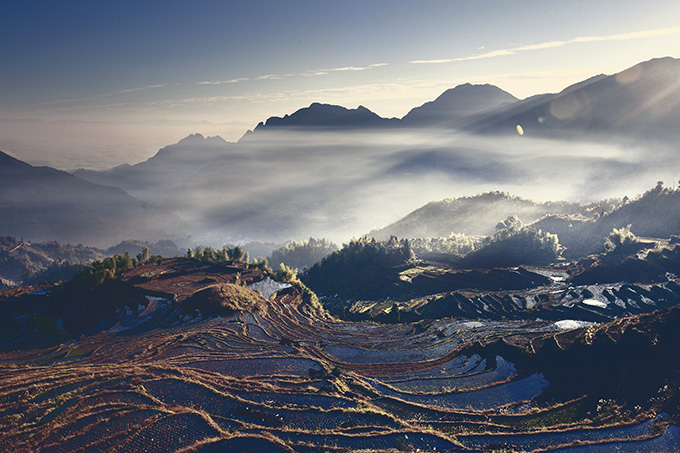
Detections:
141,127,675,246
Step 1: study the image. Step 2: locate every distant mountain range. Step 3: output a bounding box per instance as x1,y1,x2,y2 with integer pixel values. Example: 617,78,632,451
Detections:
251,57,680,142
0,150,184,248
457,57,680,143
73,133,232,200
4,57,680,246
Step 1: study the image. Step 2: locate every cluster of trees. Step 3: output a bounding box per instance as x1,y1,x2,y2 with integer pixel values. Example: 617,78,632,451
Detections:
67,252,141,289
269,237,338,271
187,245,250,264
65,247,166,289
456,215,565,268
494,214,523,240
596,181,680,239
302,236,415,300
408,233,481,258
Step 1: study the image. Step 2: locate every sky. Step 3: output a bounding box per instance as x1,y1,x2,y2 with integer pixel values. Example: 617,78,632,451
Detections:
2,0,680,170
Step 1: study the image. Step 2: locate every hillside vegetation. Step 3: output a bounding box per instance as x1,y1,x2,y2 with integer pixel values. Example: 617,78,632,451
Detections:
303,236,415,301
269,237,338,271
0,237,104,287
534,182,680,259
369,191,621,240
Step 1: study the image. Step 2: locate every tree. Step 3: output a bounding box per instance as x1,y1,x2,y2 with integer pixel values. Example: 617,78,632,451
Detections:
604,224,637,253
274,263,297,283
141,246,149,262
123,251,133,269
460,227,565,268
229,245,244,262
495,215,522,240
253,257,268,269
187,248,194,259
202,246,216,262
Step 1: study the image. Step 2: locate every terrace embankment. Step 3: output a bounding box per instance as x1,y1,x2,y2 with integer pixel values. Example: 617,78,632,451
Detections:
462,304,680,420
332,246,680,323
1,258,679,452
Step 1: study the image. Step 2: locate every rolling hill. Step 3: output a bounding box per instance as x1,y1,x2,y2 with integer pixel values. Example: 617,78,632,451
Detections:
368,191,611,240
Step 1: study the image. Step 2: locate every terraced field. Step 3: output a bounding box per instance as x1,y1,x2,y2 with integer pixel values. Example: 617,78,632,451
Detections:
1,258,679,452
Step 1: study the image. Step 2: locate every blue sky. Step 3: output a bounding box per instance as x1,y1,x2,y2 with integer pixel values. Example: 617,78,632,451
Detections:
2,0,680,169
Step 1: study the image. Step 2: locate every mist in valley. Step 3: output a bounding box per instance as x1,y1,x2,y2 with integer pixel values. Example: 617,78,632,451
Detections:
96,126,677,247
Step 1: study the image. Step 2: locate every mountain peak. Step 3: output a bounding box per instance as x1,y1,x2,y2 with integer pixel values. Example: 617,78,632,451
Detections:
401,83,518,127
254,102,397,131
177,133,206,145
174,133,228,146
459,56,680,142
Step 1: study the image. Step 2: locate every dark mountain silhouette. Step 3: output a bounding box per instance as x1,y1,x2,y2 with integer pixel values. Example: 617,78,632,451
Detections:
458,57,680,143
0,150,184,248
401,83,518,127
252,102,398,131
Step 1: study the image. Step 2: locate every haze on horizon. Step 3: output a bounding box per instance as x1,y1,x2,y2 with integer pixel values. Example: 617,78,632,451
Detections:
1,0,680,170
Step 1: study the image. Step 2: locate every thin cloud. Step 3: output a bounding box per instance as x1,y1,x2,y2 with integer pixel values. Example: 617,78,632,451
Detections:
114,84,167,95
411,26,680,64
198,78,249,85
251,63,388,81
327,63,388,72
302,70,329,77
256,74,282,80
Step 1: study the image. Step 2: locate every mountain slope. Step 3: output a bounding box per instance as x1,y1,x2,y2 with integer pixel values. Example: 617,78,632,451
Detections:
0,150,184,248
368,192,600,240
0,237,104,287
458,57,680,143
73,133,232,197
401,83,518,128
531,184,680,259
